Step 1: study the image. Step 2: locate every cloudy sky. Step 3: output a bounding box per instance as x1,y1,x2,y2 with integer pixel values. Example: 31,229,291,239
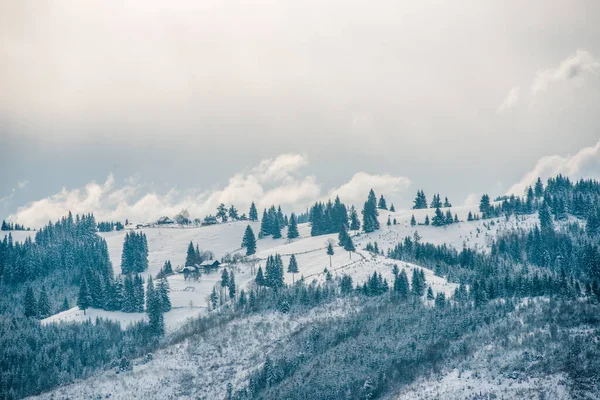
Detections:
1,0,600,227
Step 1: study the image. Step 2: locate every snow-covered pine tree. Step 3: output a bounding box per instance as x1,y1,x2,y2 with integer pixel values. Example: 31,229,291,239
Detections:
287,213,299,239
228,271,236,300
413,190,428,209
145,276,155,311
249,202,258,221
287,254,299,283
362,189,380,233
24,286,38,318
38,285,51,318
146,279,164,336
185,241,196,266
242,225,257,256
217,203,228,222
77,277,92,315
349,206,361,231
326,241,334,268
378,195,387,210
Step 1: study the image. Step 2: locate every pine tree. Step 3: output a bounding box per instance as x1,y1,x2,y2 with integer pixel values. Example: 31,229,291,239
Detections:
288,254,299,283
217,203,228,222
426,286,434,300
349,206,361,231
479,194,491,217
38,285,51,318
432,207,445,226
445,210,453,224
287,213,299,239
228,271,236,300
24,286,38,318
411,269,425,296
228,205,239,221
272,217,282,239
435,292,446,308
61,296,70,312
185,241,196,266
378,195,387,210
443,197,452,207
77,277,92,315
123,275,135,312
534,177,544,198
413,190,428,209
147,279,164,336
389,203,395,212
145,276,155,311
134,274,145,312
387,216,391,226
260,209,270,236
394,269,410,299
430,194,442,208
343,231,355,259
249,202,259,221
221,269,229,297
411,215,416,226
424,215,430,225
539,202,554,233
210,287,219,310
242,225,257,256
255,266,265,289
326,241,334,268
163,260,173,275
238,290,247,309
362,189,380,233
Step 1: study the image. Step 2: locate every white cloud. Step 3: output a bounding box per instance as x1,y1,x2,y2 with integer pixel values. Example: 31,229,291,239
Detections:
531,49,600,95
463,193,480,207
17,180,29,189
8,154,411,227
506,139,600,196
327,172,411,206
496,86,520,113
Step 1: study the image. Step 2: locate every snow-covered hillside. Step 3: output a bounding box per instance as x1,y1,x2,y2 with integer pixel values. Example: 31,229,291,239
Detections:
34,204,541,332
31,298,359,400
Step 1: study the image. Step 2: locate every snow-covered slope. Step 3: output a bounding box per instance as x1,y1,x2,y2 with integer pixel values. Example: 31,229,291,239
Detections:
32,298,358,400
39,204,541,332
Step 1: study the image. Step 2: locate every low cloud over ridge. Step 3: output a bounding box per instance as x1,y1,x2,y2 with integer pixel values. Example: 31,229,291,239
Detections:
507,139,600,196
8,154,411,228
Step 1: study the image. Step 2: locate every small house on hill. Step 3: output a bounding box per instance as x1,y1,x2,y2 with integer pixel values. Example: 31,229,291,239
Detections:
200,259,220,271
157,216,174,225
202,216,218,226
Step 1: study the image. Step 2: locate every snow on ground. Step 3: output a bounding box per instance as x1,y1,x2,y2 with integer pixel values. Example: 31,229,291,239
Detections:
32,298,359,400
99,221,296,277
41,205,538,331
373,207,540,254
391,368,570,400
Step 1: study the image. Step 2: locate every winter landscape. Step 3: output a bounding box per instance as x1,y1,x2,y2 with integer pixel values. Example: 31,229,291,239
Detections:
3,1,600,399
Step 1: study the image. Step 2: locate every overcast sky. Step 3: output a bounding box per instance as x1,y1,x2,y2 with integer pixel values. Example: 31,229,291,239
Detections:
2,0,600,227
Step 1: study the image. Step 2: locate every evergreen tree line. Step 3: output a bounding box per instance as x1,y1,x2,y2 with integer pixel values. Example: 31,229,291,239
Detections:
1,220,28,231
0,212,112,284
0,315,158,399
121,231,148,274
309,196,348,236
76,271,171,315
260,205,288,239
256,254,285,290
97,221,125,232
